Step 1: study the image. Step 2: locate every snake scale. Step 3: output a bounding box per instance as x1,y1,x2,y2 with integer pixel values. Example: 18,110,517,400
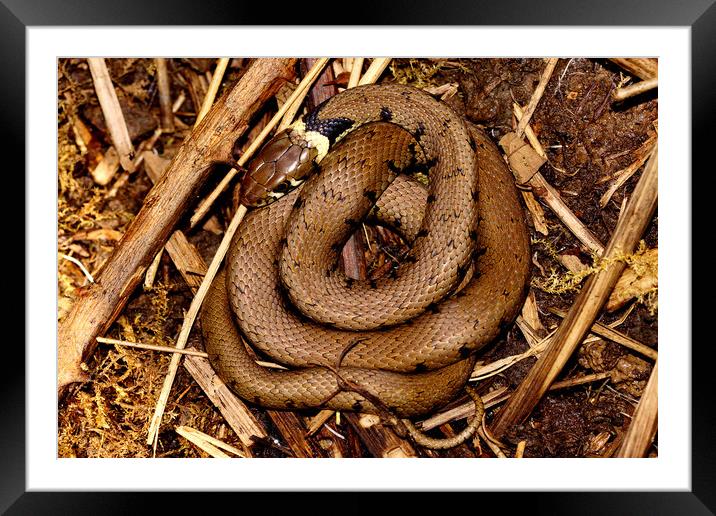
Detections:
201,83,531,419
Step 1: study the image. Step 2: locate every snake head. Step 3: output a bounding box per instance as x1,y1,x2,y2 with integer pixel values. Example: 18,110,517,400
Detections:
240,128,319,207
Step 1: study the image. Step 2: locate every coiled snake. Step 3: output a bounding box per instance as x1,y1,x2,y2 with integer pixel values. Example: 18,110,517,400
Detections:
201,84,531,435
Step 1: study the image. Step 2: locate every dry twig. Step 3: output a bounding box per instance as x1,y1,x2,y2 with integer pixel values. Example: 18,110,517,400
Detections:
612,77,658,102
615,360,658,457
491,146,658,438
87,58,136,172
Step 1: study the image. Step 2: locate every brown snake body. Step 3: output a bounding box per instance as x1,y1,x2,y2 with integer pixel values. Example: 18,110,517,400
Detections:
201,84,531,418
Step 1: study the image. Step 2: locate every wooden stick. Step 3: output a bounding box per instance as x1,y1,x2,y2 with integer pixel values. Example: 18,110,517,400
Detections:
491,145,658,438
510,104,549,235
189,58,329,228
344,413,417,457
96,336,209,358
141,151,207,293
615,361,658,457
358,58,392,86
155,58,175,133
175,425,246,458
515,58,559,139
347,57,364,88
548,308,657,361
87,58,136,172
420,387,510,431
58,58,296,399
143,246,163,289
510,106,605,254
176,426,230,458
183,355,267,449
276,83,306,132
195,58,230,124
550,371,612,390
146,205,247,446
600,139,657,208
306,409,335,436
423,371,613,433
266,411,323,458
612,77,658,102
608,58,658,81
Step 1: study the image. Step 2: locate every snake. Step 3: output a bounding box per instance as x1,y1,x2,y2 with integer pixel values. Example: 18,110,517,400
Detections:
200,83,531,425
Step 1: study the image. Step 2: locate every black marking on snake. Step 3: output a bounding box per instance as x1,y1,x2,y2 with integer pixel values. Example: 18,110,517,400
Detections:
331,242,343,253
303,101,355,144
467,136,477,151
345,277,354,289
386,159,402,175
285,400,296,409
472,319,481,329
279,237,288,248
427,302,441,314
293,196,303,210
456,261,469,282
458,345,471,358
252,395,263,405
412,122,426,142
414,363,428,373
380,106,393,121
393,217,402,228
415,228,430,239
369,279,378,289
445,167,465,179
469,230,478,241
402,254,417,264
426,193,437,204
352,401,363,411
363,189,378,203
471,189,479,201
455,289,468,298
344,218,360,231
471,246,488,264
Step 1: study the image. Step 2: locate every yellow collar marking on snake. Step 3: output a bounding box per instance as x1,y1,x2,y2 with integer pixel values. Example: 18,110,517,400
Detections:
291,120,330,161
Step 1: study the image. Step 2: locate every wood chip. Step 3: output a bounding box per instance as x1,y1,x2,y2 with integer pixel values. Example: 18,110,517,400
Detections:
183,355,267,449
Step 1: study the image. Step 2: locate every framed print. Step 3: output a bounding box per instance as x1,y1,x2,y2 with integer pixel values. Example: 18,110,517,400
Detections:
10,0,712,513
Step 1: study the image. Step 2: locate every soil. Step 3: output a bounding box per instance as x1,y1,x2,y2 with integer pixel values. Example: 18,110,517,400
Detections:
57,57,658,458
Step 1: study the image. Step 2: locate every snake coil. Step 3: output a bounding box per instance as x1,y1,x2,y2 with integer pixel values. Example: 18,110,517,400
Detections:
201,84,530,424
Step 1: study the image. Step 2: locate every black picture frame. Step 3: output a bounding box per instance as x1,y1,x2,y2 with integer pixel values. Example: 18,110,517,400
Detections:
9,0,710,513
